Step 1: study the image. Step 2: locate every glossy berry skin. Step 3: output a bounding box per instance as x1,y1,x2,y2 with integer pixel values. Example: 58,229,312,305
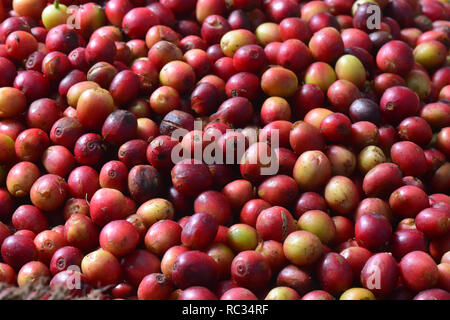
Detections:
41,51,71,81
295,192,328,219
240,199,271,227
81,249,122,288
14,70,51,102
390,229,427,260
317,252,353,295
389,186,429,219
231,251,271,292
109,71,140,107
390,141,428,177
400,251,439,292
328,80,362,114
415,208,450,238
122,8,159,40
178,286,218,300
64,214,99,252
414,289,450,301
256,206,296,242
397,117,433,147
118,140,148,169
30,174,68,212
172,250,219,290
41,146,75,178
67,166,100,201
283,231,323,267
105,0,133,27
171,160,213,197
277,39,312,74
121,250,160,287
146,136,179,172
320,113,352,144
225,72,260,101
1,235,38,270
181,213,218,250
191,83,219,116
362,163,403,199
102,110,137,145
376,41,414,76
33,230,66,264
76,88,115,131
74,133,106,167
309,27,344,64
355,213,392,252
138,273,174,300
86,35,116,65
90,188,126,226
99,220,140,257
144,220,181,257
194,191,232,226
11,205,47,234
6,31,38,60
201,15,231,45
99,161,128,193
49,246,84,276
210,97,254,128
49,117,84,150
233,44,268,74
15,128,50,163
257,175,298,207
380,86,420,125
302,290,335,300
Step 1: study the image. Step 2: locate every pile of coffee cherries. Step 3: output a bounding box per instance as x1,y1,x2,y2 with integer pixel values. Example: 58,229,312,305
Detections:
0,0,449,300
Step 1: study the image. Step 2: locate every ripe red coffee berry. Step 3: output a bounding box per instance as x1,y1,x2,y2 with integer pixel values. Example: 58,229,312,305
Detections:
233,44,268,74
181,212,218,250
90,188,126,226
389,186,429,219
231,251,271,291
355,213,392,251
320,113,352,144
415,208,450,238
390,141,428,177
376,40,414,76
380,86,420,125
99,220,140,257
400,251,439,292
172,250,219,289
